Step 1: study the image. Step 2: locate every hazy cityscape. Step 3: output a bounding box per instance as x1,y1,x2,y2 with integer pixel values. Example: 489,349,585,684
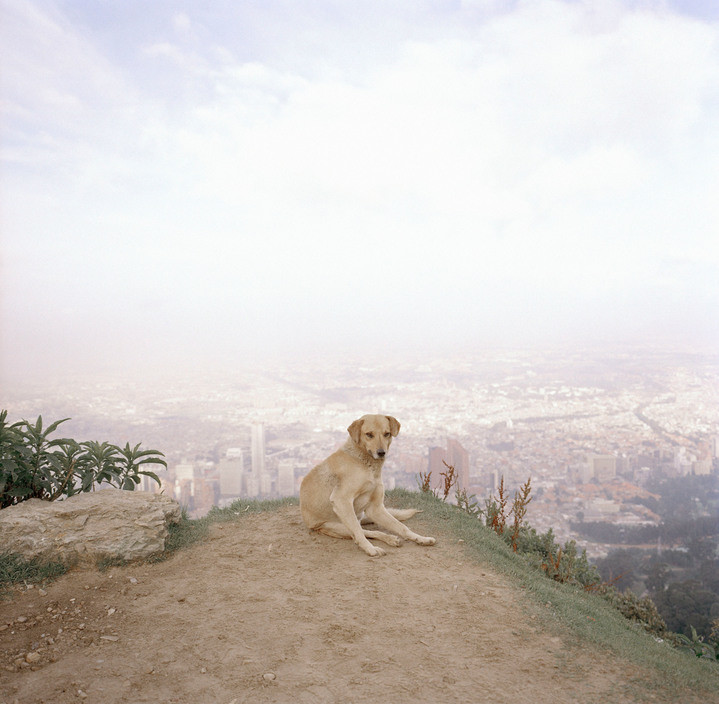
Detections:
3,346,717,559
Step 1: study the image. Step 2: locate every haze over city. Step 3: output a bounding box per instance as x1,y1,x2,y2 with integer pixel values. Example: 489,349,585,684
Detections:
2,0,718,383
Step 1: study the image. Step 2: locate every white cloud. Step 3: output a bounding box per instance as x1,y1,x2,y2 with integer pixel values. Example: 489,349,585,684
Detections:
173,12,192,34
2,0,718,377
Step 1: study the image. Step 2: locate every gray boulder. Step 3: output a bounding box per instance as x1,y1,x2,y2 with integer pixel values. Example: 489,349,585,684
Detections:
0,489,182,564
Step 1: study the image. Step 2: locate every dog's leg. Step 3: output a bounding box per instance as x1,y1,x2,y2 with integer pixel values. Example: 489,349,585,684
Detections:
328,495,389,556
365,504,436,547
361,508,419,525
317,522,401,548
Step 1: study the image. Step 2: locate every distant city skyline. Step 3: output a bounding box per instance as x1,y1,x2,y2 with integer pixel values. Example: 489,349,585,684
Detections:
2,347,717,553
2,1,718,384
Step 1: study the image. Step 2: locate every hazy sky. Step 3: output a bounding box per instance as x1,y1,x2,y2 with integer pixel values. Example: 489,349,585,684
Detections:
2,0,718,382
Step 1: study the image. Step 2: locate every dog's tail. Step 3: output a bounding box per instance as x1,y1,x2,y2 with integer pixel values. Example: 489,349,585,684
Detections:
387,508,421,522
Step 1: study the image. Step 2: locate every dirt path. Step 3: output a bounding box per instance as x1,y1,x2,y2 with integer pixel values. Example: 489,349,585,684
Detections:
0,507,664,703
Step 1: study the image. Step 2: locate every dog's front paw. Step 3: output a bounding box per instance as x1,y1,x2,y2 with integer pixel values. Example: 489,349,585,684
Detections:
415,536,436,546
365,544,386,557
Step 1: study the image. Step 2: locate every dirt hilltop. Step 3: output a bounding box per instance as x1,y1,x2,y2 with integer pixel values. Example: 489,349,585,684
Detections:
0,505,710,704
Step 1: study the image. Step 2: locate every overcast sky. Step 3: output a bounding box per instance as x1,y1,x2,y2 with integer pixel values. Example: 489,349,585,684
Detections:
2,0,718,382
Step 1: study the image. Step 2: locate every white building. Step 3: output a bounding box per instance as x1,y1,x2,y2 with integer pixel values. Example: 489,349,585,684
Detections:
219,458,243,496
245,472,260,498
251,424,266,476
277,460,296,496
175,463,195,481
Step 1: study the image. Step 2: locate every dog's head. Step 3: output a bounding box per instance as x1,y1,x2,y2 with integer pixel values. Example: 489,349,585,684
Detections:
347,414,401,461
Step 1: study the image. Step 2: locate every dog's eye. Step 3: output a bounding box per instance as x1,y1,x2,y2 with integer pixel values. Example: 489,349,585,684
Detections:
384,432,391,438
365,432,374,439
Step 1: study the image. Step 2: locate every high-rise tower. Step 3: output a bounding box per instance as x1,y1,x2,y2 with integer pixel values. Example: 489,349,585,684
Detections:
251,423,266,477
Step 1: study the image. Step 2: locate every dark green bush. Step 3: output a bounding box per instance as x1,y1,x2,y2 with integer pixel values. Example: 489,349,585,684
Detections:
0,410,165,508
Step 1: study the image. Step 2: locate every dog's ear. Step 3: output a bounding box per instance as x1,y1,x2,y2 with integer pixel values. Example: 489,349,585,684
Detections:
347,418,364,444
386,416,401,437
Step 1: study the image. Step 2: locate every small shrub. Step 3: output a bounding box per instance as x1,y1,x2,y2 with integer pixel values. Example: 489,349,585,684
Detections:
416,462,458,500
482,476,509,536
439,461,458,501
510,477,532,552
711,619,719,650
455,487,481,517
417,470,433,495
674,625,718,660
0,410,166,508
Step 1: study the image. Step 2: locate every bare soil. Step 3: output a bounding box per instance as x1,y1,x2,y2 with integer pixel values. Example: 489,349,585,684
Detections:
0,507,685,703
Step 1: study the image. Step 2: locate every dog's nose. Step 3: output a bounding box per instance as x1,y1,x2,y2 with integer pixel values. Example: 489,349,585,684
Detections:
377,449,386,457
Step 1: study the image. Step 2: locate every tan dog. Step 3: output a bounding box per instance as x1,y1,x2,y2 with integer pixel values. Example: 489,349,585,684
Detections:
300,414,436,557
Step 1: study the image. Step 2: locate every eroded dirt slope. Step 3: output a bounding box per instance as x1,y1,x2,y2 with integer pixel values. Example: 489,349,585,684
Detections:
0,507,676,703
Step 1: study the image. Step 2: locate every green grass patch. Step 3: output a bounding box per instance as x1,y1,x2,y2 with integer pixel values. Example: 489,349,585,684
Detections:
206,496,299,521
0,551,69,598
386,488,719,701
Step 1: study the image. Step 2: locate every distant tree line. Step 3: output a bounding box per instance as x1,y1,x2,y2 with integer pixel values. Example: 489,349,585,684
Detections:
583,474,719,639
571,515,719,545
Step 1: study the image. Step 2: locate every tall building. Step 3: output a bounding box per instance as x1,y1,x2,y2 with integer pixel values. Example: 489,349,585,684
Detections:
277,460,296,496
218,457,243,496
590,455,616,482
260,472,273,496
427,440,469,493
251,424,266,476
427,447,447,481
175,463,195,481
245,472,260,498
446,438,470,491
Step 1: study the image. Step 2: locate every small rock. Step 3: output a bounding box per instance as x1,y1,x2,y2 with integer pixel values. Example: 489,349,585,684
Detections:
129,577,138,584
100,635,119,642
262,672,276,682
25,652,41,664
200,667,207,673
16,616,28,623
107,608,116,616
39,588,48,596
78,690,87,699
